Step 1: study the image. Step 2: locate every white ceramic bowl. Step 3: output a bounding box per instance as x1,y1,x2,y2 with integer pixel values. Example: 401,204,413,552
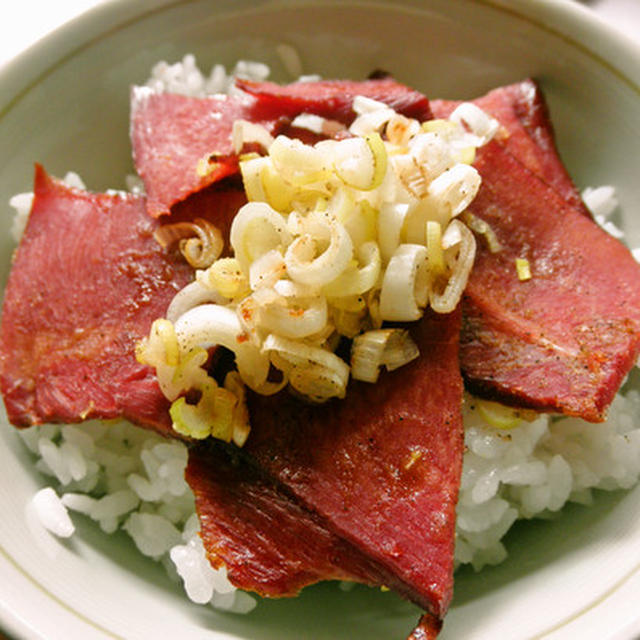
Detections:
1,1,640,639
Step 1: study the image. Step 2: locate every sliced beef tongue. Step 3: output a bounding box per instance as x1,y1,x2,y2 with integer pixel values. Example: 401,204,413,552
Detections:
187,443,450,639
462,141,640,420
130,77,432,218
186,443,398,596
234,76,433,124
433,79,640,420
430,79,589,216
0,166,193,435
186,309,464,638
241,309,464,619
130,88,288,218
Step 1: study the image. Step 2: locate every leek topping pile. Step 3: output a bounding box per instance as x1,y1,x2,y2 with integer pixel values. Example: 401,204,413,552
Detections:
136,96,500,443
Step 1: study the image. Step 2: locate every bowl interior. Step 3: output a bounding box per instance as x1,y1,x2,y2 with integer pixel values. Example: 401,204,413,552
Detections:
1,1,639,639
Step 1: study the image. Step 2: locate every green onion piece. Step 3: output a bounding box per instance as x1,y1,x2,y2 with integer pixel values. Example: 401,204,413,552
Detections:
515,258,532,281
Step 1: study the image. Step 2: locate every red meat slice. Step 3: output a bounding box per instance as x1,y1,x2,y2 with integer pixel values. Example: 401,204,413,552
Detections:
235,76,433,124
430,79,589,215
462,141,640,420
130,88,281,218
187,444,403,596
131,77,432,218
242,309,464,619
188,445,447,637
0,166,193,434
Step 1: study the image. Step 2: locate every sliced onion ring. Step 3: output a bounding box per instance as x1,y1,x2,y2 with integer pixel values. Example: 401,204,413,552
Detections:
351,328,419,383
428,163,481,218
153,218,224,269
166,280,229,324
230,202,291,275
322,241,381,297
263,334,350,401
259,295,328,339
232,119,274,153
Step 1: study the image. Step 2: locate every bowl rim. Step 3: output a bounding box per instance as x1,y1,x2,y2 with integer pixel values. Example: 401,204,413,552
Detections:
1,0,639,119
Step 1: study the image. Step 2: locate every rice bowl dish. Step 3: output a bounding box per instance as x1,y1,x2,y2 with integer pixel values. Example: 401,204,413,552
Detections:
1,2,640,640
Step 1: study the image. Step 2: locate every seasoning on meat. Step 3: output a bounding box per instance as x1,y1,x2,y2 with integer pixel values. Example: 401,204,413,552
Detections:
186,443,401,596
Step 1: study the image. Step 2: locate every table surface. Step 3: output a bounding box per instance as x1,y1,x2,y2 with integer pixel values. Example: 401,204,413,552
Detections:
0,0,638,69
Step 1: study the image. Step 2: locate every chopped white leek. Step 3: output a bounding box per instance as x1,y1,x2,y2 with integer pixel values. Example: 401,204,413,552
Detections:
269,135,329,185
448,102,500,147
351,329,419,383
430,220,476,313
249,249,287,290
144,91,499,417
322,241,381,298
284,217,354,287
379,244,429,321
259,295,328,339
263,334,350,401
516,258,532,281
232,119,274,153
378,202,409,264
166,280,229,324
427,163,481,218
203,258,249,299
230,202,291,275
174,304,270,392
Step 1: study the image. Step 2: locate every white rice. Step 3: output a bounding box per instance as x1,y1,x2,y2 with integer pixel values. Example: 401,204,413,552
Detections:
144,53,271,98
456,390,640,570
9,54,640,611
18,419,255,614
583,184,625,238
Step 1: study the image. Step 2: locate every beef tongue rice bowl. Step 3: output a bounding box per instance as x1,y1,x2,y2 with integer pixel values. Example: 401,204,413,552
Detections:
2,55,640,639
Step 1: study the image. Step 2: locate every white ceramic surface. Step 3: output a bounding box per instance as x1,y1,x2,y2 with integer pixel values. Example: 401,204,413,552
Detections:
1,1,639,639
